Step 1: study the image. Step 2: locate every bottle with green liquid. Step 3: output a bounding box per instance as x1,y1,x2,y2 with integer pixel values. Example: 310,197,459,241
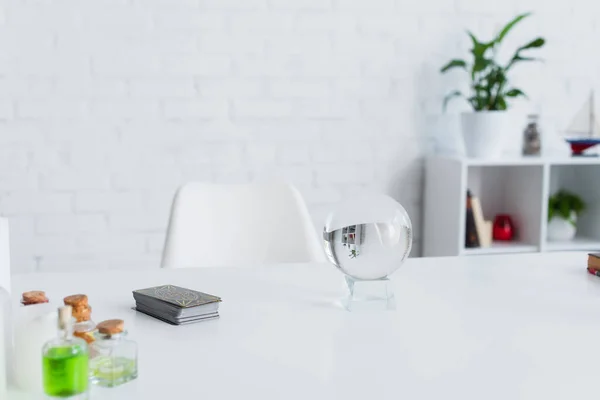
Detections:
42,306,89,399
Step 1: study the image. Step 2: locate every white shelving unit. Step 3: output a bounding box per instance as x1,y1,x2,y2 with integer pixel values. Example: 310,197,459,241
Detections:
423,156,600,257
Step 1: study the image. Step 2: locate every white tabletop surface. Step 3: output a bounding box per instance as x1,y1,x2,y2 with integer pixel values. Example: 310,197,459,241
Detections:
7,252,600,399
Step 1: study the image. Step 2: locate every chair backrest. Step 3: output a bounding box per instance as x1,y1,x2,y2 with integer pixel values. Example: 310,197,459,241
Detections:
161,183,325,268
0,218,9,293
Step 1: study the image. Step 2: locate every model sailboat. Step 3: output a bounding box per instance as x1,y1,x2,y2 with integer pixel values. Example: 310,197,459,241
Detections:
565,91,600,156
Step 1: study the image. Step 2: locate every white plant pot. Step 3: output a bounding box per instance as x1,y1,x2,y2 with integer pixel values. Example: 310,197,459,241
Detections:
460,111,510,159
547,212,577,242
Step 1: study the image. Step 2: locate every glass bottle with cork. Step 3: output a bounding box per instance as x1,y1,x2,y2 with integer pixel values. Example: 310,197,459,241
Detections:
64,294,96,346
90,319,138,387
14,290,54,394
41,306,89,399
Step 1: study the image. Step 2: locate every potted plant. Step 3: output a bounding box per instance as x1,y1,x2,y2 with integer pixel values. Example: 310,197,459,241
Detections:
547,190,586,241
440,13,545,158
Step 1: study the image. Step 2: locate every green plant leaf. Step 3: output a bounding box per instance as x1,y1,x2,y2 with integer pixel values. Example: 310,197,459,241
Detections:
495,96,507,110
549,190,586,221
559,200,570,219
505,55,540,71
513,55,539,62
517,37,545,52
472,57,492,74
467,31,494,81
495,12,531,44
440,59,467,73
468,96,485,111
440,13,544,113
573,196,586,214
443,90,464,111
467,31,493,58
505,88,527,98
505,38,544,70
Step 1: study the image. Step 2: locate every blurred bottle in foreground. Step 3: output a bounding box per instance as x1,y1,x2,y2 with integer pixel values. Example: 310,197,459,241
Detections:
42,306,89,399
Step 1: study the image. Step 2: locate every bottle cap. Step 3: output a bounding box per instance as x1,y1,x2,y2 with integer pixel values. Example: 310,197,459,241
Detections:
57,306,73,330
22,290,49,305
97,319,124,335
63,294,88,308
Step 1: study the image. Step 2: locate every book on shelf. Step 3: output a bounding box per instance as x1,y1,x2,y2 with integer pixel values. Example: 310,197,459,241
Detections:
465,191,480,248
465,190,493,249
471,195,492,248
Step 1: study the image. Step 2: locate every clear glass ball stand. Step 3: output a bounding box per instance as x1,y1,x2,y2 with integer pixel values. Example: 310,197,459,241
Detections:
343,276,395,311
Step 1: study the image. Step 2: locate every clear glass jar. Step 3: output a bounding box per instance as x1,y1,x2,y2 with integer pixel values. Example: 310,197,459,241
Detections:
89,327,137,387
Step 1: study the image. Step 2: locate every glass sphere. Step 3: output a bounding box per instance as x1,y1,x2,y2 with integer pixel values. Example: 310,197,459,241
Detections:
323,193,412,280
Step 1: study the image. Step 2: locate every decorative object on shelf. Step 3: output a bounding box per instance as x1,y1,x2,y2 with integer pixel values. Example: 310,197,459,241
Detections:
440,13,545,159
564,91,600,156
323,193,412,311
42,306,89,399
493,214,515,241
465,191,480,248
470,193,492,247
523,114,542,156
547,190,586,241
90,319,138,388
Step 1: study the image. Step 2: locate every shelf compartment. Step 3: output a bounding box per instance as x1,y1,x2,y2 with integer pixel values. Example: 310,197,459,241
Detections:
547,165,600,252
466,165,545,251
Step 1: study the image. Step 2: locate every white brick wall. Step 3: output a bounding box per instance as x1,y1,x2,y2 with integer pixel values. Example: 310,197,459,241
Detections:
1,0,599,272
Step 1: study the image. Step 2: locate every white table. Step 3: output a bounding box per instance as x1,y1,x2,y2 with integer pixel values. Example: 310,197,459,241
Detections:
8,252,600,399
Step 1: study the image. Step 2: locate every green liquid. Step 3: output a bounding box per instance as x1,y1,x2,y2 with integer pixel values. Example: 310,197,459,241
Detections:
43,345,89,397
90,356,137,387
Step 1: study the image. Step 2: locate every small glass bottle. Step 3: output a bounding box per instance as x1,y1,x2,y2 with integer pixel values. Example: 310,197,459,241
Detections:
41,306,89,399
90,319,137,387
523,114,541,156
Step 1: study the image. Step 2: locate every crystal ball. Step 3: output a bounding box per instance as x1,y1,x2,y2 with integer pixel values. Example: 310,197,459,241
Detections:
323,194,413,280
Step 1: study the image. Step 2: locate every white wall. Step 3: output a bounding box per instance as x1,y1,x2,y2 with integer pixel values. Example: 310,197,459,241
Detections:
0,0,598,272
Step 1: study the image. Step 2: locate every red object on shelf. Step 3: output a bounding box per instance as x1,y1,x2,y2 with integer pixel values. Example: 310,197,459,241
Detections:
493,214,514,241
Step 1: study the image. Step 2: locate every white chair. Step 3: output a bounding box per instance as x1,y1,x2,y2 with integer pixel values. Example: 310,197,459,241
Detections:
161,183,325,268
0,218,9,293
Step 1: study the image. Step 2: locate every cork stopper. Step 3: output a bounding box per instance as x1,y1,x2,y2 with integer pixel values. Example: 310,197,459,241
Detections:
97,319,124,335
22,290,49,305
58,306,73,330
64,294,88,308
64,294,92,322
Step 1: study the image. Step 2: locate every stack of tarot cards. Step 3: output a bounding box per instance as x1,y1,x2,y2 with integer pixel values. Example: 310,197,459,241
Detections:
133,284,221,325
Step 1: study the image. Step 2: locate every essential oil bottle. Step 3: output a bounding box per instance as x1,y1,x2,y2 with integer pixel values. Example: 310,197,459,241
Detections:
42,306,89,399
90,319,138,387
